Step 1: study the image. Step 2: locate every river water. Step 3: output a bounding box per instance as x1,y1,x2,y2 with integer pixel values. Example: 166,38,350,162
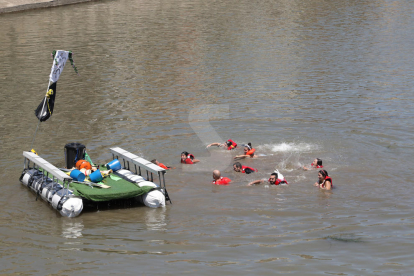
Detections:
1,0,414,274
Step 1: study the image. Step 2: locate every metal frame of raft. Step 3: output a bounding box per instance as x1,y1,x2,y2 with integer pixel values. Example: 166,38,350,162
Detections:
109,147,171,203
20,147,171,217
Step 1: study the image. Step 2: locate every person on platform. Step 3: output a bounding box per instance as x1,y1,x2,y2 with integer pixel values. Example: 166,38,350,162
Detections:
181,151,200,164
314,169,333,190
212,170,231,185
233,162,258,174
248,171,288,186
234,143,257,159
207,139,238,150
151,159,175,170
303,158,323,170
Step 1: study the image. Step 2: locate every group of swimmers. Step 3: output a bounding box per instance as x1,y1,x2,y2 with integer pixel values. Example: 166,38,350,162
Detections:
151,139,333,190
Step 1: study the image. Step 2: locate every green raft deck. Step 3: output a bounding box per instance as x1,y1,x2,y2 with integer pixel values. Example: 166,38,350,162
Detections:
68,171,154,202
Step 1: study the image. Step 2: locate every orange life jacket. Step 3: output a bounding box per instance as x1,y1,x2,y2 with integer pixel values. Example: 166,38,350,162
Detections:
246,148,256,157
158,163,169,170
75,160,91,170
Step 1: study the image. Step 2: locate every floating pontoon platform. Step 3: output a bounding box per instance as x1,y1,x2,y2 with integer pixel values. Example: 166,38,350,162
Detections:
20,147,171,217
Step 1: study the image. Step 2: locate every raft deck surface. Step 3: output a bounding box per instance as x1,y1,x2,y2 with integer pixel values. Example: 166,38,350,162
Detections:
68,168,153,202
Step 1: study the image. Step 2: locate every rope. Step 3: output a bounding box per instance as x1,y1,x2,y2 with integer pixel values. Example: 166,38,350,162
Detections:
30,81,51,152
30,120,41,151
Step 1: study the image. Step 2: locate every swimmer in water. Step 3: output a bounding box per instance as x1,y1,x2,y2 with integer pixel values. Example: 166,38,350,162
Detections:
207,139,238,150
151,159,175,170
234,143,257,159
233,162,258,174
303,158,323,170
181,151,200,164
314,169,332,190
212,170,231,185
248,171,288,186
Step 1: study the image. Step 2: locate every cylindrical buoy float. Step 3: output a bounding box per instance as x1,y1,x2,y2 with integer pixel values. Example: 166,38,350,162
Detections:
20,169,43,187
128,175,146,183
20,169,83,217
41,182,63,203
137,181,159,188
136,181,165,208
51,189,83,217
115,169,165,208
29,175,46,192
115,169,146,183
59,196,83,217
32,175,53,193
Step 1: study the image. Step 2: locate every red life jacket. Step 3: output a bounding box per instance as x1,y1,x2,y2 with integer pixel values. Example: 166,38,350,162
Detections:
241,165,257,174
311,163,323,168
181,154,194,164
213,177,231,185
272,179,288,185
227,139,237,150
321,176,333,188
181,158,192,164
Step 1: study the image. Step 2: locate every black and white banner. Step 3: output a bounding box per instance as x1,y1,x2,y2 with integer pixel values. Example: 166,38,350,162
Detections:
49,50,69,83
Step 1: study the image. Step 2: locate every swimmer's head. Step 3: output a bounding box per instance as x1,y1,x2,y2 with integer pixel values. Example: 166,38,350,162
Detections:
318,170,328,182
233,162,242,172
269,172,278,184
226,140,232,147
244,143,252,153
151,159,159,165
213,170,221,180
181,151,189,161
314,158,322,166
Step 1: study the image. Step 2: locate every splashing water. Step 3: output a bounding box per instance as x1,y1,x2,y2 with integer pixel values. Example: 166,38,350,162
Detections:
257,142,320,171
258,142,319,153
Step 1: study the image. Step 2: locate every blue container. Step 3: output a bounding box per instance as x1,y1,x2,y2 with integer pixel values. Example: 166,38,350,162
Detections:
70,169,85,182
107,159,122,172
89,169,103,183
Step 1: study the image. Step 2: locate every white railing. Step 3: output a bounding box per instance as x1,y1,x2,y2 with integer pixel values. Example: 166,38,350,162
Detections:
23,151,72,183
109,147,170,203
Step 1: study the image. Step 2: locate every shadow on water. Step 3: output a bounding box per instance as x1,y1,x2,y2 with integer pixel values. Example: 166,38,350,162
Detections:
82,197,147,213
